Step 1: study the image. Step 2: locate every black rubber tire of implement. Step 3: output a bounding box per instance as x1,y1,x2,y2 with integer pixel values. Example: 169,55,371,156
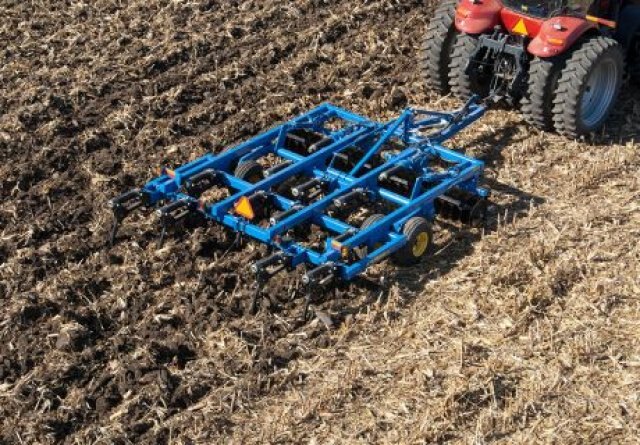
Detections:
449,33,489,100
521,56,567,131
234,160,264,183
552,36,624,138
355,214,385,259
393,217,434,267
423,0,459,94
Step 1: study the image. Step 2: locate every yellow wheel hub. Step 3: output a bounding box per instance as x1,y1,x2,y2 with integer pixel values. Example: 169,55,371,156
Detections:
412,232,430,257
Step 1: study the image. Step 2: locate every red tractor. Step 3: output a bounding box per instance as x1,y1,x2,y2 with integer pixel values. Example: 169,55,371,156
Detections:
423,0,640,138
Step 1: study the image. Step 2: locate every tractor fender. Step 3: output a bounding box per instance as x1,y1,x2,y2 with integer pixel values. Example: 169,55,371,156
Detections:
454,0,503,35
615,5,640,51
528,17,597,58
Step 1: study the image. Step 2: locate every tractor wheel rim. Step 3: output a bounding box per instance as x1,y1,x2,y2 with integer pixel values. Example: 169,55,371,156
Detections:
412,232,429,257
580,58,619,129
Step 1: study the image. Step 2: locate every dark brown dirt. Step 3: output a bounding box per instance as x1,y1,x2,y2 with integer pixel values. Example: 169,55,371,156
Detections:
1,1,638,444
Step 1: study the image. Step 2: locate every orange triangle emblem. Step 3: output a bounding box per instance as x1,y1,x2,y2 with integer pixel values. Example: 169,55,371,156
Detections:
234,196,255,220
512,19,528,36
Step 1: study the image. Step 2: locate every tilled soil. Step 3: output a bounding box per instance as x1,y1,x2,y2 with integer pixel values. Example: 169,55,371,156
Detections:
0,1,639,444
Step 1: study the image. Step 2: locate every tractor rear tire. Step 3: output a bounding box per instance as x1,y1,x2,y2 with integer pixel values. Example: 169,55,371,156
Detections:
630,33,640,85
449,33,489,100
616,6,640,85
552,36,624,138
521,56,566,131
423,0,459,94
393,217,433,266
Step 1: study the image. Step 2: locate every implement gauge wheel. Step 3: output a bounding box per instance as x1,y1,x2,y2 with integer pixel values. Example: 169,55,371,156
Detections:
356,214,385,259
553,36,624,138
393,217,434,266
235,160,264,183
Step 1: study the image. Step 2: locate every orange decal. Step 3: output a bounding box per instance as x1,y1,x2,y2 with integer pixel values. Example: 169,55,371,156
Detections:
512,19,528,36
234,196,255,220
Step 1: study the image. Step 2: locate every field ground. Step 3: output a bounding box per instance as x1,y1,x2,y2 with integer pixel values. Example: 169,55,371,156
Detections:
0,1,639,443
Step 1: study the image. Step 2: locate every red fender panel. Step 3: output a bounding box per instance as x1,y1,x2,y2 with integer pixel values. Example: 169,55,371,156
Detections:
528,17,597,57
455,0,503,35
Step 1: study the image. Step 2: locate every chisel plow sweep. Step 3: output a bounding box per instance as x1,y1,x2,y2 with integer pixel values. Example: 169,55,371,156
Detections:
109,97,490,318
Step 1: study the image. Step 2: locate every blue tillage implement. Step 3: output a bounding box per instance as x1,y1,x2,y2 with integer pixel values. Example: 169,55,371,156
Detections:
109,97,491,316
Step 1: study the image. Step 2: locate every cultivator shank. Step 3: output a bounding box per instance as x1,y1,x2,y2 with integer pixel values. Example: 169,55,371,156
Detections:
110,99,490,315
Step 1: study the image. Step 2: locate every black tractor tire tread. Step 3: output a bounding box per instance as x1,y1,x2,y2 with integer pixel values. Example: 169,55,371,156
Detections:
449,33,485,100
631,63,640,85
234,160,264,183
521,56,566,131
552,36,624,138
630,32,640,84
422,0,459,94
393,217,434,267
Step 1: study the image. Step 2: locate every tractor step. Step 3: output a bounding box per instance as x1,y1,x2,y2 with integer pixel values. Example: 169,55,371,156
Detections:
109,98,490,316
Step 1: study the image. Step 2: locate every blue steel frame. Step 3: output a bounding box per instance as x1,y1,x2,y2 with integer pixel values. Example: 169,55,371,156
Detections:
126,99,489,281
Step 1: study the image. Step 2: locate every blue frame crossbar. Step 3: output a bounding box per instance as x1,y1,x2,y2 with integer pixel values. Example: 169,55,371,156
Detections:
109,97,490,286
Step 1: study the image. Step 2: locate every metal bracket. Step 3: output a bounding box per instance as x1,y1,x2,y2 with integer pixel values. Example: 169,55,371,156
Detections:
107,189,148,246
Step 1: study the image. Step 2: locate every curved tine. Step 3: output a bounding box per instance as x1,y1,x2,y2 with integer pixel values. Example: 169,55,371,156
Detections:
302,288,312,322
108,218,120,248
219,232,242,260
250,284,261,315
157,225,167,249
